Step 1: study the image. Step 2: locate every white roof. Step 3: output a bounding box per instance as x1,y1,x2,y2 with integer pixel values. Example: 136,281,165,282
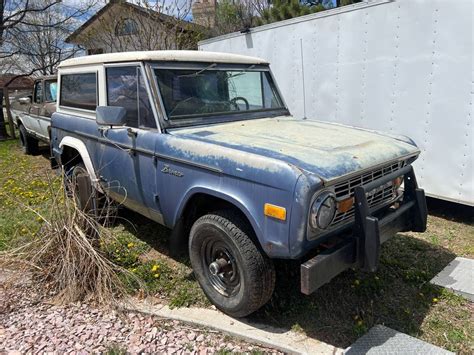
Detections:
59,50,268,68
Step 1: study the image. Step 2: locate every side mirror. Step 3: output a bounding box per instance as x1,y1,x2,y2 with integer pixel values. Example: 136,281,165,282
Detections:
96,106,127,126
18,97,31,105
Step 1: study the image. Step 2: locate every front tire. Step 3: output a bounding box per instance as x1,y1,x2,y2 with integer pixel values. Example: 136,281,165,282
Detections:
19,124,39,155
189,211,275,317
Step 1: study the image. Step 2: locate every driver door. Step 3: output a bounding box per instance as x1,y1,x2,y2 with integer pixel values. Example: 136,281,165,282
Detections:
97,65,163,222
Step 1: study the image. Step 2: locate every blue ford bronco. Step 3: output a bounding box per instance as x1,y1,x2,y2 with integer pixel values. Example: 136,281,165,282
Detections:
51,51,427,317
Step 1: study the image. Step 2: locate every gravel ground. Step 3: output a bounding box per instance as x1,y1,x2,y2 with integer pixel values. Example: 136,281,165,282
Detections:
0,277,281,354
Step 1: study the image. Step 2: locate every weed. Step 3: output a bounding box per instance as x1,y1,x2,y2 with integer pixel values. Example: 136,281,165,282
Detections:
106,343,128,355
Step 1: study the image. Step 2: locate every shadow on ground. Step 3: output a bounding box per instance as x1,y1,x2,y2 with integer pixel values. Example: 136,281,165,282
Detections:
426,197,474,224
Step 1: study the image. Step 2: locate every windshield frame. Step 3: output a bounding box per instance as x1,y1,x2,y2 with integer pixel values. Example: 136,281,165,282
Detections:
149,61,290,129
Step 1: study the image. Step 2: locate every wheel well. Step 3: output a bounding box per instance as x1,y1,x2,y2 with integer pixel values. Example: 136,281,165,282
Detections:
170,193,258,256
60,146,83,172
183,194,251,227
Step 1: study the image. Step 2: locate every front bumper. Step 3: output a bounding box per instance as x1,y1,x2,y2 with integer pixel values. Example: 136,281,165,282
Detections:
300,164,427,295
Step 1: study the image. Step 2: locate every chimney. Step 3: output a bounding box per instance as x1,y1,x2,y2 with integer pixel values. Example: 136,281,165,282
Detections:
192,0,217,28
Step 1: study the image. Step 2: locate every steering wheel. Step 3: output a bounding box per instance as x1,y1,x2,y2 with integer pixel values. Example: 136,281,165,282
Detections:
230,96,249,111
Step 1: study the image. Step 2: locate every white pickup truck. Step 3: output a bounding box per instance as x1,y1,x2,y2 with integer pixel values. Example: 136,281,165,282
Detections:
10,75,57,154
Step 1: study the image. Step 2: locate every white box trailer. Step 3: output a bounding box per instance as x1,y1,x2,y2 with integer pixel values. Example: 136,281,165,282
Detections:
199,0,473,206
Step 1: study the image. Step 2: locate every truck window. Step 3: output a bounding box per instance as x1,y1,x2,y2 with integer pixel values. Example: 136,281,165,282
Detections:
106,66,156,129
33,81,43,104
45,80,57,102
60,73,97,111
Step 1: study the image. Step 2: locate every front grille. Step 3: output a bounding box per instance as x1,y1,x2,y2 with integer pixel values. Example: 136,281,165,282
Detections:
330,160,406,227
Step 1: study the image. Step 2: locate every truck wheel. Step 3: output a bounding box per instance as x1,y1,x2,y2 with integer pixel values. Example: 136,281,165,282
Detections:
68,163,96,214
19,125,39,155
189,211,275,317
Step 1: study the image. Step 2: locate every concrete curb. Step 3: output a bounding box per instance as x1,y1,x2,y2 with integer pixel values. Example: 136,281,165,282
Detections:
124,300,343,355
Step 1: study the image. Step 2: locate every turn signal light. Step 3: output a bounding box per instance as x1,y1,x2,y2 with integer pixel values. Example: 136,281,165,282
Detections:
337,197,354,213
264,203,287,221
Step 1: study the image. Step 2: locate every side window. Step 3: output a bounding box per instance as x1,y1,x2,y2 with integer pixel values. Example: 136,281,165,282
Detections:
33,81,43,104
60,73,97,111
44,80,57,102
262,73,283,108
227,71,262,109
106,66,156,129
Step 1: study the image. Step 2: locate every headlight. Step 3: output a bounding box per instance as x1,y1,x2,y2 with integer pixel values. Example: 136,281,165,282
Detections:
310,191,337,230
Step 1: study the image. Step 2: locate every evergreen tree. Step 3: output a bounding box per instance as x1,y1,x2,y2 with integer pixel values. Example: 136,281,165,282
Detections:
257,0,326,26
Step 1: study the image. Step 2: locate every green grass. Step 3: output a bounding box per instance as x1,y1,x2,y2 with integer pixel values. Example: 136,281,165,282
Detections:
0,138,473,354
0,139,57,250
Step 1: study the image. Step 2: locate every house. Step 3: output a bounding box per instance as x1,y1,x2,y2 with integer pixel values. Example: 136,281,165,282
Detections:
65,0,207,55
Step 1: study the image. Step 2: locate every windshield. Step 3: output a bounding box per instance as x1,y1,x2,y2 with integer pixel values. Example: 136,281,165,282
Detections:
154,66,285,121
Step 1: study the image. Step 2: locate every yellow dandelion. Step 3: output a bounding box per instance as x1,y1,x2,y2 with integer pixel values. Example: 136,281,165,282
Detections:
153,273,160,278
151,264,160,272
432,298,439,303
127,242,134,248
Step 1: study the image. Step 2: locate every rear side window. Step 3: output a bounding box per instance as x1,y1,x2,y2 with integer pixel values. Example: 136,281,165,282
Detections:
60,73,97,110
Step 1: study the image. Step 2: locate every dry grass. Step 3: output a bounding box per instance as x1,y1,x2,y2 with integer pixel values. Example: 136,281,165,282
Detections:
0,173,141,307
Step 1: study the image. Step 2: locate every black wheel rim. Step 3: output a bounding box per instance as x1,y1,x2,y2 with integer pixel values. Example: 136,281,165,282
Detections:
201,236,241,297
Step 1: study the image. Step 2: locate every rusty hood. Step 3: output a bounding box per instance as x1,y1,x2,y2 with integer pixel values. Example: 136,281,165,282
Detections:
170,116,420,181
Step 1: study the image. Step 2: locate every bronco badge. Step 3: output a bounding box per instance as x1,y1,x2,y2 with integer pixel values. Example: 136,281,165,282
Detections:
161,164,184,177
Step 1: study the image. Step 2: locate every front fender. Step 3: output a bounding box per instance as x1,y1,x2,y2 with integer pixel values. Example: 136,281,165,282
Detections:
173,184,294,258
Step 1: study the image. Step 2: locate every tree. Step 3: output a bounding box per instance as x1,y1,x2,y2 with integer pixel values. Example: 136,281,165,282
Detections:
336,0,362,6
257,0,326,26
211,0,331,34
213,0,257,35
0,0,97,139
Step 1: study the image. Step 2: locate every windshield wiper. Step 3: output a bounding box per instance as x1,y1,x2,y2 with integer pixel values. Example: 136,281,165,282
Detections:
179,63,217,78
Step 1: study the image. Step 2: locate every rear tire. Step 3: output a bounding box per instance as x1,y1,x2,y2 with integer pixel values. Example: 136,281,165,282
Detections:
68,163,97,214
19,124,39,155
189,211,275,317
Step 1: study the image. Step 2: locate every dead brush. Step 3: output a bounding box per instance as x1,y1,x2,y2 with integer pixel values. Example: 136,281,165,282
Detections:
0,172,143,307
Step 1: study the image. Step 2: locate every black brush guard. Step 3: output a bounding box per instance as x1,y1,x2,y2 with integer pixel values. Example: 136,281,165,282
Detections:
301,165,427,295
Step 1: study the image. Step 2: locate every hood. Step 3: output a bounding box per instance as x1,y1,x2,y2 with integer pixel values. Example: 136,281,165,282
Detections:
170,117,419,181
